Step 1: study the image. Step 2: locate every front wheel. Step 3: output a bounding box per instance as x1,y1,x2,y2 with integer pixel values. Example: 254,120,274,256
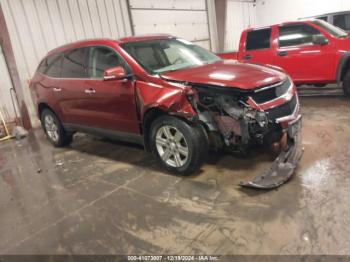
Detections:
343,68,350,97
150,116,208,175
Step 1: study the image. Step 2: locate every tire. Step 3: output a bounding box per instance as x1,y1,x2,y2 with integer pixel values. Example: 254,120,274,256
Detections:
343,68,350,97
40,109,72,147
150,115,208,175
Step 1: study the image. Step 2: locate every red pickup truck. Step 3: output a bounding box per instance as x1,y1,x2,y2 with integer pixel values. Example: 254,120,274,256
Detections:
218,19,350,96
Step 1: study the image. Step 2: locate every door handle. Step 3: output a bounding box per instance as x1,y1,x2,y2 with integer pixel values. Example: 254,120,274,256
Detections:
277,51,288,57
243,54,252,60
53,87,62,92
84,88,96,94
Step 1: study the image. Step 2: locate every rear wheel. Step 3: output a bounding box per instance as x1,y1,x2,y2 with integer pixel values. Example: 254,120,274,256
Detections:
150,115,208,175
41,109,72,147
343,68,350,97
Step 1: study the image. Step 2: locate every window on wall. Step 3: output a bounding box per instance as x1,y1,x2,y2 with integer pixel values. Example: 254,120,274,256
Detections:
45,53,62,78
246,28,272,51
278,24,322,47
61,48,88,78
333,14,350,31
88,46,130,79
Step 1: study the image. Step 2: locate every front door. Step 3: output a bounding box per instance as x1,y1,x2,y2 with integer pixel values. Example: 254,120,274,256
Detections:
80,46,139,134
273,23,335,83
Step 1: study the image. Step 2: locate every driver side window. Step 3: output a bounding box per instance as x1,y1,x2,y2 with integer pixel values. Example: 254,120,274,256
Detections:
88,46,130,79
278,24,323,48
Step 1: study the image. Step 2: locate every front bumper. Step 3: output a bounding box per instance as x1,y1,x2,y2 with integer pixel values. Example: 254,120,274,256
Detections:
240,115,303,189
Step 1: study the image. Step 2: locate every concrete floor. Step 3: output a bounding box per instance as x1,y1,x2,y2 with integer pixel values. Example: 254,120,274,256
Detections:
1,97,350,255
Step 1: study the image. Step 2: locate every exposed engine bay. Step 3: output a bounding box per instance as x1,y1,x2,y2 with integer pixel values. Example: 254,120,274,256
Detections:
195,90,280,149
185,78,303,189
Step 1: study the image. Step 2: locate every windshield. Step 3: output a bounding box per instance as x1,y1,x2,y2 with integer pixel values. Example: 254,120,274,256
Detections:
120,38,220,74
312,19,348,38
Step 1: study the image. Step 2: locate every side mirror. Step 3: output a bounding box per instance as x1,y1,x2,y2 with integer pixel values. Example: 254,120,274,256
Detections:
103,66,127,81
312,35,328,46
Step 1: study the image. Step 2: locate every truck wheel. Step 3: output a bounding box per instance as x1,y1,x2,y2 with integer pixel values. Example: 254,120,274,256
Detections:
41,109,72,147
150,115,208,175
343,69,350,97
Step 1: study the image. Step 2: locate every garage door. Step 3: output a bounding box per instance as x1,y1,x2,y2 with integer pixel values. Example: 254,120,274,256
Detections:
128,0,211,50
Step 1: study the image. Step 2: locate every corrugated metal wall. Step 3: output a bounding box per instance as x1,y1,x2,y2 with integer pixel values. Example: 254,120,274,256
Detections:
128,0,212,50
0,0,132,125
0,44,17,123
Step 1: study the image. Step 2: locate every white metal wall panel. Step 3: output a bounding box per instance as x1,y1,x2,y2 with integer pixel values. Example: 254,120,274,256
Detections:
0,45,17,122
34,0,63,50
76,0,96,38
87,0,103,38
128,0,211,50
0,0,132,125
66,0,86,40
255,0,350,27
206,0,218,52
129,0,206,10
224,0,256,51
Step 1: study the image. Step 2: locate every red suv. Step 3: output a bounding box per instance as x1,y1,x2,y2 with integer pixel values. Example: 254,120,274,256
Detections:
30,35,302,189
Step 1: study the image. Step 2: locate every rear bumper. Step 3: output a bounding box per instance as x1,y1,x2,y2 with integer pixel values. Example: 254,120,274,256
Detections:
240,115,303,189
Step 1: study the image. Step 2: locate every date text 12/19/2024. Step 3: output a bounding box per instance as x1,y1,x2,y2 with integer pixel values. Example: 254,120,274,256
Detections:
127,255,220,261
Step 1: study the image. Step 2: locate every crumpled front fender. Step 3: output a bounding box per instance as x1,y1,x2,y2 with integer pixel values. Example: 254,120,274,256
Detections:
136,81,197,121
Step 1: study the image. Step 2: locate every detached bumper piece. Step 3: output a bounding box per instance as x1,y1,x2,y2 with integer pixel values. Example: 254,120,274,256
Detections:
240,121,303,189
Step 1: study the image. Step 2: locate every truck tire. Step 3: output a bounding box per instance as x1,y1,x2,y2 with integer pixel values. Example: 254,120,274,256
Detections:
150,115,208,175
41,109,72,147
343,68,350,97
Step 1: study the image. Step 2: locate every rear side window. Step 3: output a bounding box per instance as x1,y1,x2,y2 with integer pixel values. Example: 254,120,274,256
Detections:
246,28,271,51
333,14,350,30
278,24,322,47
88,46,130,78
316,16,328,22
61,48,88,78
45,53,62,78
37,59,48,74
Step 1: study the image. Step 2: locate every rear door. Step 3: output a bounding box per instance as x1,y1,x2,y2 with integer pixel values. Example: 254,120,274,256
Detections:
38,53,66,121
239,27,274,65
57,47,90,124
273,23,335,82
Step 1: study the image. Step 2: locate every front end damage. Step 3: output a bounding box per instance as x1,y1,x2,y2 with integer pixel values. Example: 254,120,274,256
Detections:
239,117,303,189
187,77,303,189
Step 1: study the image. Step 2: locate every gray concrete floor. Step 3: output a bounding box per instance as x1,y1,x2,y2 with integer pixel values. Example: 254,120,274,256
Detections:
1,97,350,255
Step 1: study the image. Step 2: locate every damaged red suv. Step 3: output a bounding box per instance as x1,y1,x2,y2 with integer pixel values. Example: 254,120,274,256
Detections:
30,35,302,189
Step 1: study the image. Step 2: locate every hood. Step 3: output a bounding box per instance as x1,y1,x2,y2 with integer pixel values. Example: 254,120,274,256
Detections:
160,60,286,90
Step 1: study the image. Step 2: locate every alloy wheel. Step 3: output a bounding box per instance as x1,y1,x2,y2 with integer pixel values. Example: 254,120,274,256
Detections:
44,115,59,142
155,125,189,168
